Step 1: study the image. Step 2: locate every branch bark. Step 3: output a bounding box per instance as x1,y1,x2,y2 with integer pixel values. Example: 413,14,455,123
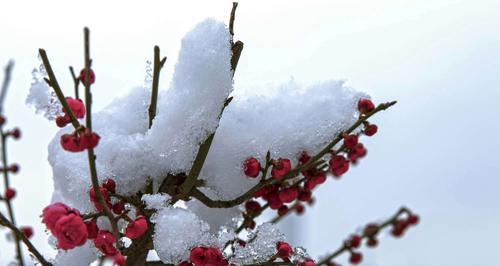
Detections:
148,45,167,128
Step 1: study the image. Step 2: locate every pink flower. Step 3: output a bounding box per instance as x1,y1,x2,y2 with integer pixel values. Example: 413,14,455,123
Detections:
53,213,88,250
42,202,75,232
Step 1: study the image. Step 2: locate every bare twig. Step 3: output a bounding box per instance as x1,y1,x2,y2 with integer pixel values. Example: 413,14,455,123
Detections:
148,45,167,128
69,66,80,99
316,207,411,265
229,2,238,36
0,60,14,113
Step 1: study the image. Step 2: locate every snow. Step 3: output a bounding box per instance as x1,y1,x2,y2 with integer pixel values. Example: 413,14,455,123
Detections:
52,242,98,266
26,65,63,120
29,17,369,264
232,223,286,264
152,207,212,264
142,193,171,210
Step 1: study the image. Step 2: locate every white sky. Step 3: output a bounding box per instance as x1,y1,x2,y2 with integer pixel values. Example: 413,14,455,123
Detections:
1,0,499,265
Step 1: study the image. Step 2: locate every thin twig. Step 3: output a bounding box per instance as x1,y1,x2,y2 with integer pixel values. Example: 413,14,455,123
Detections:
0,212,52,265
148,45,166,128
316,207,410,265
1,128,24,265
82,27,120,241
229,2,238,36
0,60,14,113
69,66,80,99
38,49,81,129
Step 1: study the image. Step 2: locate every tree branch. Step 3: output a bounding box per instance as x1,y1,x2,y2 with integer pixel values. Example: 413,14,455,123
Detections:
190,101,397,209
316,207,412,265
176,2,244,199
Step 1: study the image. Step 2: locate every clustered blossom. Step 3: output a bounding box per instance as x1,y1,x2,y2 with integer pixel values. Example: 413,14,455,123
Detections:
240,99,380,221
39,177,151,265
1,13,417,266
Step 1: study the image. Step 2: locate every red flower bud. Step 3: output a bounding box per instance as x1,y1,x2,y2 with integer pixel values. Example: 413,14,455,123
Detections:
85,220,99,239
20,226,33,239
243,157,261,178
112,201,125,215
9,128,21,139
349,251,363,264
267,192,283,210
343,134,358,149
125,216,148,239
298,151,311,164
358,98,375,114
278,205,289,216
276,241,293,259
347,234,362,248
329,155,349,177
364,123,378,136
271,158,291,180
298,189,312,202
79,69,96,85
56,116,70,127
278,187,298,203
103,179,116,194
8,164,19,173
366,237,378,247
294,203,305,214
407,214,420,226
5,188,16,200
94,230,118,255
245,200,261,214
89,186,111,211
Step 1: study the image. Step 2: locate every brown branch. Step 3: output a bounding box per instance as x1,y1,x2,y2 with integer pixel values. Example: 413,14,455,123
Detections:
148,45,167,128
190,101,396,209
176,3,244,200
0,212,51,265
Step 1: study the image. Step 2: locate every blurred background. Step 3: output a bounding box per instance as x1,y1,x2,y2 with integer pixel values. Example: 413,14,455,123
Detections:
1,0,499,265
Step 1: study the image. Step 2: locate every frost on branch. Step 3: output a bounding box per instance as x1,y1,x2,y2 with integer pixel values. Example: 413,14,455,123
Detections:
26,65,63,120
